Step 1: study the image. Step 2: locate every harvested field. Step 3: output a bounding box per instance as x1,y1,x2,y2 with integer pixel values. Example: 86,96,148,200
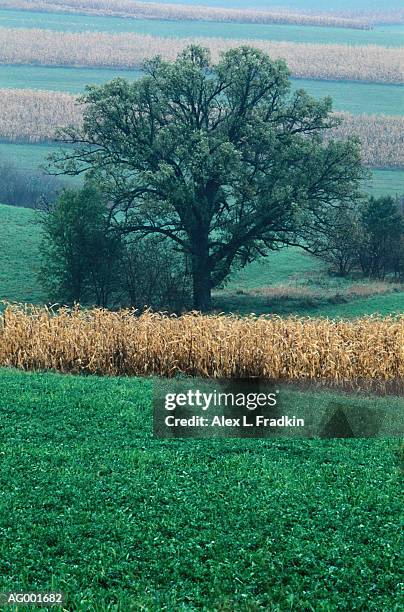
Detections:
329,113,404,168
0,88,81,143
0,28,402,84
0,305,402,382
0,0,372,29
1,88,402,168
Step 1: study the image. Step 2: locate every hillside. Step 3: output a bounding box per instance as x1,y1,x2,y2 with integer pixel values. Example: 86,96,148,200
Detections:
0,203,45,304
1,203,402,317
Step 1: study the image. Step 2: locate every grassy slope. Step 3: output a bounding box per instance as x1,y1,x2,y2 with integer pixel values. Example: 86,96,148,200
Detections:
1,203,403,316
217,248,404,317
0,203,45,303
0,368,402,610
0,8,402,46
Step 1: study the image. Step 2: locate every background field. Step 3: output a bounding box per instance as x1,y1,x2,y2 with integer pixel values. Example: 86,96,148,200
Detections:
0,64,402,116
0,8,402,45
0,0,401,318
136,0,403,11
0,368,401,610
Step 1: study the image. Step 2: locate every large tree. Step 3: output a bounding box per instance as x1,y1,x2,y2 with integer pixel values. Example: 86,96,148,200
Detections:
51,45,363,310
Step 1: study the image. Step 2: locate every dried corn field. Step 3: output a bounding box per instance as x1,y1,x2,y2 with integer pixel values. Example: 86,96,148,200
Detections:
0,89,81,143
0,306,402,382
331,9,404,25
329,113,404,168
1,88,402,168
0,0,372,29
0,29,402,84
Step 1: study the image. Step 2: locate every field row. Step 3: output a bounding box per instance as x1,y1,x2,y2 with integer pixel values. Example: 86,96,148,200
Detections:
0,65,403,116
0,0,373,29
1,9,402,48
1,306,402,381
1,89,402,168
329,113,404,169
0,29,402,83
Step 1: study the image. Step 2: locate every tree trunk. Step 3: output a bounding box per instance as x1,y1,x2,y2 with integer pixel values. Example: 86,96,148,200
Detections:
191,246,212,312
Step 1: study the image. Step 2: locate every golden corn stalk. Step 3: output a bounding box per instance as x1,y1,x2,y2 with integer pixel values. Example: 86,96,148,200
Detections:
0,305,402,382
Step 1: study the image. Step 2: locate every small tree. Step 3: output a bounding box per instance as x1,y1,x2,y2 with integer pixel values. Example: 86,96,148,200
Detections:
51,45,364,311
299,201,361,276
357,196,403,280
40,183,122,306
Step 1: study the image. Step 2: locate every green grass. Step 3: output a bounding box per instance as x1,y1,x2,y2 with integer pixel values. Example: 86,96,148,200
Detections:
1,203,403,317
367,169,404,198
292,79,404,116
306,292,404,318
223,248,323,291
1,64,402,116
0,8,403,46
0,65,142,94
0,203,45,304
0,367,402,610
216,248,404,318
0,142,61,171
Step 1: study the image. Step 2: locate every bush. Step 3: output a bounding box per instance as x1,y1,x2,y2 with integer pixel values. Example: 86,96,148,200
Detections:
357,196,403,280
122,236,192,312
40,183,123,307
307,195,403,281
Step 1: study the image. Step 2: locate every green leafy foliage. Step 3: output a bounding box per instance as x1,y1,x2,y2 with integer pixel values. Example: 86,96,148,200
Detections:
40,184,123,306
51,44,363,310
0,369,401,610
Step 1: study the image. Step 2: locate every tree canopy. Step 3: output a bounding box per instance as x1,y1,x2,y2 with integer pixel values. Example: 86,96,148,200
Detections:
51,45,364,310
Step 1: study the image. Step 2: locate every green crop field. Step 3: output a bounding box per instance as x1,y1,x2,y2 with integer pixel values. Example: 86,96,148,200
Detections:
0,8,402,46
0,368,402,610
1,64,403,116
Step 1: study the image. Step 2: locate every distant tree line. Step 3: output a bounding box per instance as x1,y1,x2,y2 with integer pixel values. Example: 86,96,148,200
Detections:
0,157,65,209
304,195,404,281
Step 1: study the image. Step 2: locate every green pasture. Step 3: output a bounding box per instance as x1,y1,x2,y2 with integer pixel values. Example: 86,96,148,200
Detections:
0,64,141,94
0,203,45,304
1,63,403,116
367,169,404,198
0,8,402,46
0,368,401,610
293,79,404,116
1,203,402,318
0,142,60,171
